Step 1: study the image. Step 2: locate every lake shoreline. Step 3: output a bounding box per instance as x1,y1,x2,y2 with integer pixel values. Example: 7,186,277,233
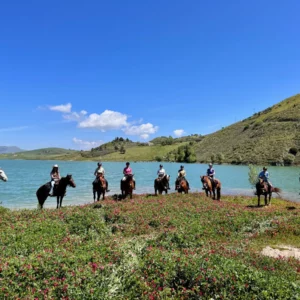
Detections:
2,191,298,212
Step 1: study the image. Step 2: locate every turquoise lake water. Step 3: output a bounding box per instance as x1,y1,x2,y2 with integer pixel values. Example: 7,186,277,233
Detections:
0,160,299,209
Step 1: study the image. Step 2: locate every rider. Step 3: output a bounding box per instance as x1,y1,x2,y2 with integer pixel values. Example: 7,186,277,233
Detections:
49,164,61,196
207,163,215,179
258,167,272,189
175,165,190,190
121,162,136,189
157,164,170,189
94,162,109,192
205,163,216,189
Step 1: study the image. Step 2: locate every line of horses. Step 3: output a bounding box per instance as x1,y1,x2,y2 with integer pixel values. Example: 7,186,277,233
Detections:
0,167,282,209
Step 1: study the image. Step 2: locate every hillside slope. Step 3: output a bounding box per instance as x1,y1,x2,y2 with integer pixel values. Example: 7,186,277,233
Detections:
194,94,300,165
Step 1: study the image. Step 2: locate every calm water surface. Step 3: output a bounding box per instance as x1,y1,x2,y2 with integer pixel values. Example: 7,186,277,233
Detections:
0,160,299,209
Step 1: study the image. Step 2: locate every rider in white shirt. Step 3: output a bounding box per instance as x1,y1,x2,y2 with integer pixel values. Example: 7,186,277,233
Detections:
157,164,170,189
94,162,109,192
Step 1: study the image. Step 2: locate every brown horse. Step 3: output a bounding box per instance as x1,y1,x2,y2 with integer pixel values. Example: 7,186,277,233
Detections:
93,175,107,201
255,178,281,206
154,175,170,195
121,174,134,199
200,175,221,200
176,177,189,194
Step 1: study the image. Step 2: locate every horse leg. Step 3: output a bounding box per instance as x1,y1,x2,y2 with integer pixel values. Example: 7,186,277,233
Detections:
102,190,105,200
60,196,64,208
212,189,216,200
257,194,260,207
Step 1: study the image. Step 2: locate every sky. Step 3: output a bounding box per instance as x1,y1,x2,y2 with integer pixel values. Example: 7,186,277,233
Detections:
1,0,300,150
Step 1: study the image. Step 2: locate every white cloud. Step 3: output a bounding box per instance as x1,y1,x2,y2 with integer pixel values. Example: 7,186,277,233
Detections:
63,111,87,122
72,137,103,150
78,110,128,131
49,103,72,113
0,126,30,132
140,134,150,139
123,123,159,139
173,129,185,137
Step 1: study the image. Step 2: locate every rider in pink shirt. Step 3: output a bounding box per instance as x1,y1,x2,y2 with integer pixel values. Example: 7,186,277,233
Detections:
123,163,132,175
122,162,136,189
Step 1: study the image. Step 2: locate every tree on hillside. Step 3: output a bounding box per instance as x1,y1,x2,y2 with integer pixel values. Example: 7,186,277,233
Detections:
120,145,126,154
216,153,225,164
248,164,259,189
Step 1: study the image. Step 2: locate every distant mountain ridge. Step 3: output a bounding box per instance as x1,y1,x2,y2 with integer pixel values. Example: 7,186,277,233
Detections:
0,146,25,154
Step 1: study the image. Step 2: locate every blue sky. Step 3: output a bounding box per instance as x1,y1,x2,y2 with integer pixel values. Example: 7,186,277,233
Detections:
1,0,300,150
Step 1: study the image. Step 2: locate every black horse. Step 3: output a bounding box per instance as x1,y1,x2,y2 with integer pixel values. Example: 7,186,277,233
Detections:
255,178,281,206
154,175,170,195
36,175,76,209
93,175,107,201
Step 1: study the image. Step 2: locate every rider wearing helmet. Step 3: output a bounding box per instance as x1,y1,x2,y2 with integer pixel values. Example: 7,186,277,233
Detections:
204,163,216,189
258,167,272,189
94,162,109,192
157,164,170,189
207,163,215,179
121,162,136,189
175,165,190,190
49,164,61,196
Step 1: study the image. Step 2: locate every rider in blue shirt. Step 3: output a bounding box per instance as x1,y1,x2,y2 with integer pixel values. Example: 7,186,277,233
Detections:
207,163,215,179
258,167,272,186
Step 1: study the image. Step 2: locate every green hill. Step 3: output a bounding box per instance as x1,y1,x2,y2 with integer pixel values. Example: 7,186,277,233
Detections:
194,94,300,165
0,147,77,160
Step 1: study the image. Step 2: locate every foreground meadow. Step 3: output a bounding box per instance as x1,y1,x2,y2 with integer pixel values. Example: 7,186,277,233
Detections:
0,193,299,299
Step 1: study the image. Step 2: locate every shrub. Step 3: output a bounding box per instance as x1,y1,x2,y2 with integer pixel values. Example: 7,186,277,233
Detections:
283,153,295,165
248,164,259,188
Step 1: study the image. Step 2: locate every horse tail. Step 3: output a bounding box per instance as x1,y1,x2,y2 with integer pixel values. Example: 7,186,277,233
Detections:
273,187,282,196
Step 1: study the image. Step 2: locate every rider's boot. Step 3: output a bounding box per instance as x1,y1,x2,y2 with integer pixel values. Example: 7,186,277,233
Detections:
106,180,110,192
187,181,190,190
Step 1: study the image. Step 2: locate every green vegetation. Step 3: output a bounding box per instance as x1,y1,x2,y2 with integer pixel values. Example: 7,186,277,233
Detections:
194,94,300,165
248,164,260,189
0,194,299,299
1,94,300,165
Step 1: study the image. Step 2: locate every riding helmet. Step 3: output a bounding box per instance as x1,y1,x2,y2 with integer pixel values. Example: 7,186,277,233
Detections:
53,164,58,168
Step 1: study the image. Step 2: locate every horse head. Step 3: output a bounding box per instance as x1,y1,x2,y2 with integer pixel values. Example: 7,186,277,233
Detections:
200,175,210,190
0,169,8,182
66,174,76,188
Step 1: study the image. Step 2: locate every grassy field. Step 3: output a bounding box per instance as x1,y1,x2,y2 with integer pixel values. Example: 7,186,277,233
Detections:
0,193,299,299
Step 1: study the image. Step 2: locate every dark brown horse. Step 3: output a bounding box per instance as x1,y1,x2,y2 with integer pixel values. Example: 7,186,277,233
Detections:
154,175,170,195
256,178,281,206
36,175,76,209
121,174,134,199
200,175,221,200
176,177,189,194
93,175,107,201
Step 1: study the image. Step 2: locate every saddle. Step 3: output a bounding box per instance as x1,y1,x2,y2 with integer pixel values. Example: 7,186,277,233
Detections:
208,177,217,188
